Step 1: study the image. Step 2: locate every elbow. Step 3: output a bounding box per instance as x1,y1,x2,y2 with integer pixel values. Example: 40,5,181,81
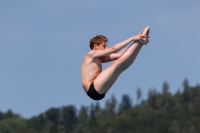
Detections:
111,46,118,53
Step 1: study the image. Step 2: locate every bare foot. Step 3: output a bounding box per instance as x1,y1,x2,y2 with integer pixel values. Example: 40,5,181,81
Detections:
140,26,150,44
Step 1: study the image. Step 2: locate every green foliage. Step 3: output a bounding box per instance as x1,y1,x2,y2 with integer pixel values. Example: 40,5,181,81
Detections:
0,118,26,133
1,79,200,133
137,87,142,104
119,94,132,114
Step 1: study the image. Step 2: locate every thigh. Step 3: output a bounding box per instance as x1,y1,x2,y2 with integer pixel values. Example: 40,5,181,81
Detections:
93,61,122,94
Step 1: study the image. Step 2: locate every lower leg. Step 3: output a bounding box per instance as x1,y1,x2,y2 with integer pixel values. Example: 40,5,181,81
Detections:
116,26,150,71
116,41,143,71
119,42,143,71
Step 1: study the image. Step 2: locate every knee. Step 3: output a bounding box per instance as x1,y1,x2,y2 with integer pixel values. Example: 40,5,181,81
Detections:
112,60,121,68
113,59,130,72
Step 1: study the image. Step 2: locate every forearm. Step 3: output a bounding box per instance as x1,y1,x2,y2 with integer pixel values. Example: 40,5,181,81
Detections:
112,36,135,52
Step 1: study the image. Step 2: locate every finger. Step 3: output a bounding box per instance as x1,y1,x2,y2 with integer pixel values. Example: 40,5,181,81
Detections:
141,36,149,38
140,39,144,44
139,37,143,43
141,35,148,38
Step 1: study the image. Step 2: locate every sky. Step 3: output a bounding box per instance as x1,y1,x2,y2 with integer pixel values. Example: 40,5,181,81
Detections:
0,1,200,118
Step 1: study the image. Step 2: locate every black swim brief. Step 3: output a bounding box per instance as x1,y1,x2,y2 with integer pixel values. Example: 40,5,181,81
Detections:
87,82,105,100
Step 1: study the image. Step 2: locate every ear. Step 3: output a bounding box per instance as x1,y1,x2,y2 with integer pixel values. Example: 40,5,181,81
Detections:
93,44,98,50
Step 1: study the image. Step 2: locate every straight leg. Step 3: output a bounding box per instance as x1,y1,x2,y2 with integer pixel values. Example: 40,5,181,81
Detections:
94,26,150,94
94,41,143,94
117,41,142,72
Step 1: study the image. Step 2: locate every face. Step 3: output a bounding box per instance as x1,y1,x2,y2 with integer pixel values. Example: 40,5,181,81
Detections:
94,41,107,50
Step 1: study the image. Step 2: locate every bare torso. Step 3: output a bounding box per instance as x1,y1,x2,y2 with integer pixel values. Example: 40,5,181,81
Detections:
81,52,102,92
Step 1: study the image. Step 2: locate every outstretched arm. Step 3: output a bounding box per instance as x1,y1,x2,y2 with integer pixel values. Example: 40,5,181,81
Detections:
89,34,145,58
112,36,135,52
112,30,148,51
99,47,130,63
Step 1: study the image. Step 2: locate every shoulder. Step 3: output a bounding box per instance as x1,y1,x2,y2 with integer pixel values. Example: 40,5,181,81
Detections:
84,51,97,61
86,50,95,58
87,50,94,55
82,51,99,66
87,50,100,58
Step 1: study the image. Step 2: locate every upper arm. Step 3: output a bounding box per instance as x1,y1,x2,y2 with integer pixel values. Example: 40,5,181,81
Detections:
99,53,119,63
88,47,117,58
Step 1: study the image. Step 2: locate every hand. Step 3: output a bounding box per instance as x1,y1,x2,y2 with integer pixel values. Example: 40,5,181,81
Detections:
132,33,149,43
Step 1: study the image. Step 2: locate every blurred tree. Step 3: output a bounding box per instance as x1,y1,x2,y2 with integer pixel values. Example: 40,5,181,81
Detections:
182,79,190,103
137,87,142,104
163,81,170,94
0,118,27,133
94,102,101,112
94,102,102,120
89,103,97,127
27,114,44,131
40,121,54,133
105,95,117,118
0,109,21,120
56,125,65,133
75,106,88,133
183,79,189,91
162,82,172,111
168,121,180,133
188,126,197,133
148,89,158,109
62,105,77,133
0,112,2,120
45,108,61,125
1,80,200,133
44,108,61,132
78,106,88,124
119,94,132,114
